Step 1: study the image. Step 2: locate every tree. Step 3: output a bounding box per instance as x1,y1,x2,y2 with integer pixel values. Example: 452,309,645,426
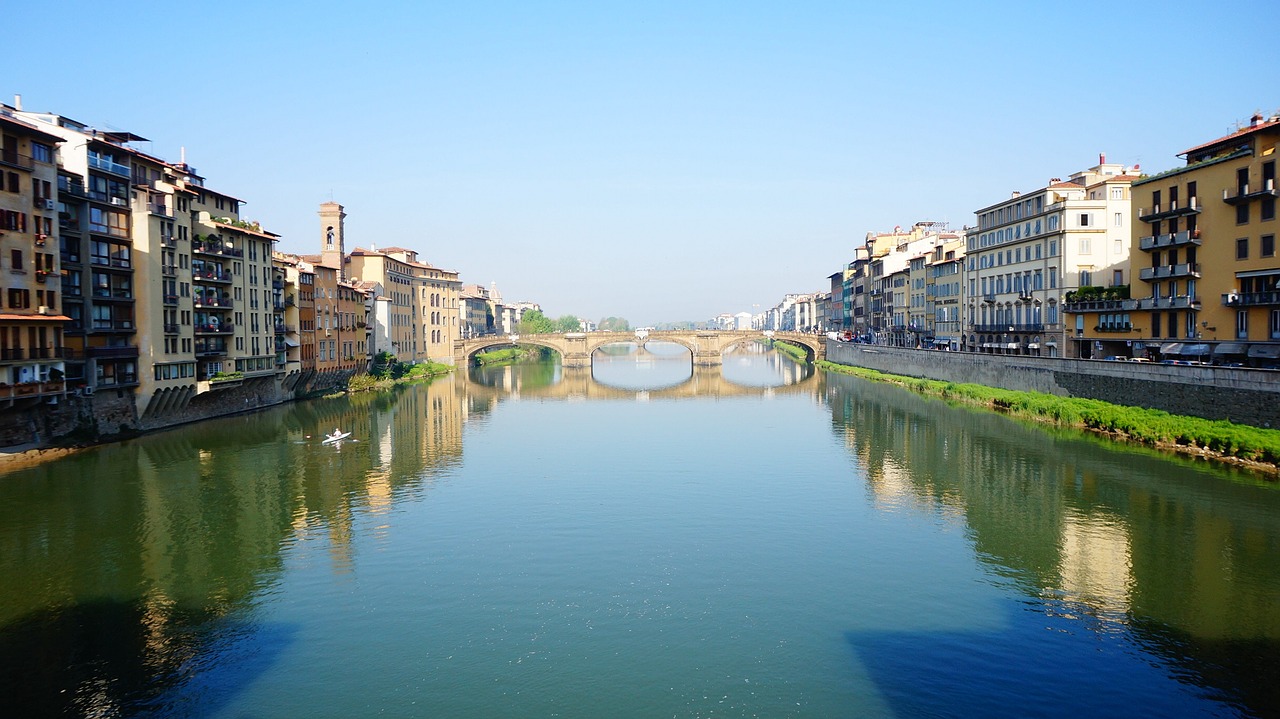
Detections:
555,315,582,333
518,309,556,334
598,316,630,332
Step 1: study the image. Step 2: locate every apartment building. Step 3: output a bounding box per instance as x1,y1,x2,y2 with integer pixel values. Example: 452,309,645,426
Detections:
966,157,1136,357
0,107,67,403
1121,113,1280,365
926,235,966,350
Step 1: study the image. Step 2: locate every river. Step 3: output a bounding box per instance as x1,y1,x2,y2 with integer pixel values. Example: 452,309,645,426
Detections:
0,343,1276,717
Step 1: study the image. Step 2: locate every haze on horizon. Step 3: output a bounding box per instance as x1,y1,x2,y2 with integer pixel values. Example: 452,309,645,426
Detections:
7,1,1278,326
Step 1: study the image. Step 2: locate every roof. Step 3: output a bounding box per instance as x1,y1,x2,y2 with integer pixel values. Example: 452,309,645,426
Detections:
0,113,65,145
1181,116,1280,157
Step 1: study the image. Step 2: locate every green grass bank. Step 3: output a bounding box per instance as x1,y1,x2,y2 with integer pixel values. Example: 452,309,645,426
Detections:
817,359,1280,475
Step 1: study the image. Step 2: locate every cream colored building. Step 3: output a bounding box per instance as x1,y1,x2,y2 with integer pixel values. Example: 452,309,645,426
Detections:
966,157,1137,357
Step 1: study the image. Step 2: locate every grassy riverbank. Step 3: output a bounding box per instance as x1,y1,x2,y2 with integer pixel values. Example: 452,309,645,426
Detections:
474,346,552,366
771,340,809,362
348,360,453,393
817,359,1280,473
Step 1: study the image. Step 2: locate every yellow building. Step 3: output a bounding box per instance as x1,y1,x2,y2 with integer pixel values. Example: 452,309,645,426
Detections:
0,107,67,403
1127,113,1280,365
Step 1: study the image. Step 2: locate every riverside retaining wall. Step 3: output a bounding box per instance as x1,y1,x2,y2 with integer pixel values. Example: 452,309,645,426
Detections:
825,341,1280,429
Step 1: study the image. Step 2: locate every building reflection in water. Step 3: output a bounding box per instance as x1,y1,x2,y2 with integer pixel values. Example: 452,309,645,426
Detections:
826,371,1280,711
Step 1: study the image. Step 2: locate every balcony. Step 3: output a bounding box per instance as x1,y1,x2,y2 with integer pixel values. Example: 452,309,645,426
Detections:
973,323,1045,333
1133,295,1201,311
89,320,135,333
1094,323,1134,333
160,234,177,248
272,278,285,289
194,322,234,335
1224,290,1280,307
87,153,130,177
1063,298,1138,313
193,268,232,284
147,202,173,218
161,265,177,278
87,345,140,359
195,342,228,357
191,238,244,257
0,347,71,361
1138,263,1202,282
982,293,997,303
58,179,89,200
0,380,66,401
1222,179,1278,205
1137,198,1201,222
163,294,179,306
1138,230,1201,252
163,323,180,334
0,149,35,170
193,294,232,308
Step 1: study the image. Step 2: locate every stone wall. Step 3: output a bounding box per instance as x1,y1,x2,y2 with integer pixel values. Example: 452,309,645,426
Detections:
826,342,1280,429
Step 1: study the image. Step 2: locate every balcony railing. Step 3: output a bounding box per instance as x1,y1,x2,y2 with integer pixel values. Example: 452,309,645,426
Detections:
1133,295,1201,310
163,294,179,305
191,239,244,257
0,380,66,400
193,295,232,308
1063,298,1138,313
147,203,173,217
87,345,140,359
1094,323,1134,333
194,323,235,334
973,323,1045,333
1137,198,1201,222
1223,179,1278,205
193,269,232,283
161,265,177,277
0,150,34,170
1138,230,1200,251
1138,263,1201,282
1224,290,1280,307
87,154,130,177
163,323,180,334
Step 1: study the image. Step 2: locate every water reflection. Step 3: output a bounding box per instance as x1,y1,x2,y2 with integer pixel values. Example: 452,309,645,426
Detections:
0,353,1277,716
825,372,1280,714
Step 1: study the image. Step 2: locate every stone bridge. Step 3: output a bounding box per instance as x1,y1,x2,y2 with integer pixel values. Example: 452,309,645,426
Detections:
454,330,826,368
459,364,822,402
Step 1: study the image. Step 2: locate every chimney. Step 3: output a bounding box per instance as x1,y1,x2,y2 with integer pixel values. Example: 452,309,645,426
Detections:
1252,112,1264,127
12,94,20,111
1099,152,1106,165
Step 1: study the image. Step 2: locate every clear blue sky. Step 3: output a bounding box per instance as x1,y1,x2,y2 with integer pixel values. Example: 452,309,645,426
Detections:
8,1,1279,325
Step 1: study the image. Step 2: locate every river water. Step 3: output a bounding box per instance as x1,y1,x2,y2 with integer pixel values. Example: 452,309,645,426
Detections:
1,343,1277,718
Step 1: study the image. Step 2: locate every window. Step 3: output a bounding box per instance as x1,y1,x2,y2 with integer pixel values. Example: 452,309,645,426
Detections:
1151,312,1162,338
1080,238,1091,254
1168,312,1179,338
1238,203,1249,224
1237,310,1249,339
1272,309,1280,340
31,143,53,164
1079,213,1091,227
1264,198,1276,222
1114,212,1123,227
1110,187,1124,200
1264,234,1275,258
1080,270,1092,286
1237,238,1250,260
10,249,22,271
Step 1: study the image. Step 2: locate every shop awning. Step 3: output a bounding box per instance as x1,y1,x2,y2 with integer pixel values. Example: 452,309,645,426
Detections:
1247,344,1280,359
1160,342,1183,354
1180,343,1211,356
1213,342,1248,356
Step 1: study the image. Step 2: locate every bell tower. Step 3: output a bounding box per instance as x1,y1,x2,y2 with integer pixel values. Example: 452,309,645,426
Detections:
319,201,347,279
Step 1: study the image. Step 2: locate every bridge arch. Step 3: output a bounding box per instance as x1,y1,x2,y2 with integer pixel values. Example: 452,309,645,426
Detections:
455,330,824,368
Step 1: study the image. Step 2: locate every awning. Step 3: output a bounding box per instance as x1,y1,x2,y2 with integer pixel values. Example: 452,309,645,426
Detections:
1180,343,1211,356
1160,342,1183,354
1213,342,1248,356
283,338,300,347
1026,343,1040,349
1248,344,1280,359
